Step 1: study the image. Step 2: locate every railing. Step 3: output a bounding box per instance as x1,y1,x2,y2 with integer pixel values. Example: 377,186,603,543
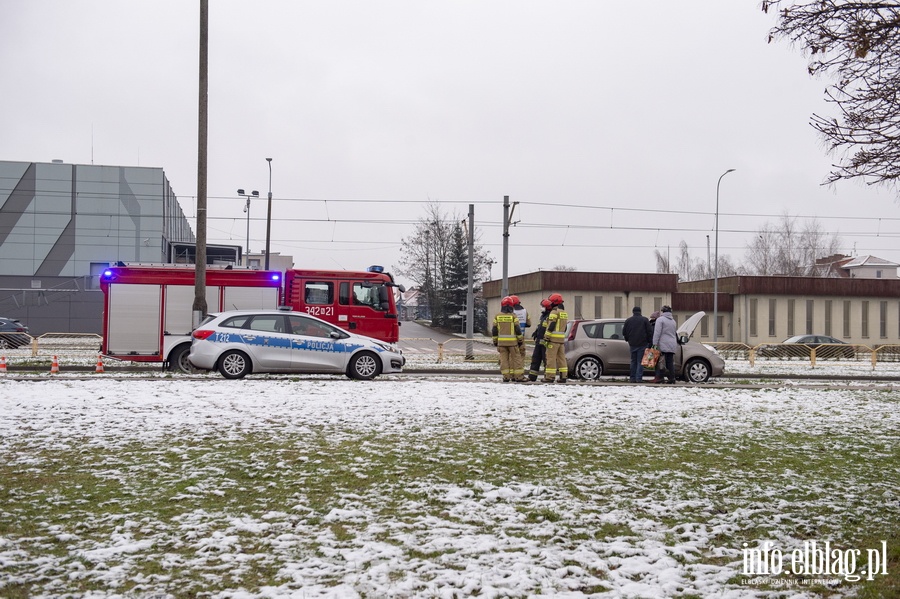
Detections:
0,333,102,360
707,342,900,369
3,333,900,371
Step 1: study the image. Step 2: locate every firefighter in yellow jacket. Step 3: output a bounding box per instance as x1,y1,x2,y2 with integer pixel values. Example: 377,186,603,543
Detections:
542,293,568,383
492,296,524,382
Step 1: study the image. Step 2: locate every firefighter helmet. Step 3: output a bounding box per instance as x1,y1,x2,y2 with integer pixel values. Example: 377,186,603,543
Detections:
548,293,564,305
501,296,515,307
540,298,552,309
509,295,520,305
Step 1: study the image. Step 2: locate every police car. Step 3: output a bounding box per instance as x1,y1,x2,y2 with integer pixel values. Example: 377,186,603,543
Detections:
189,309,405,380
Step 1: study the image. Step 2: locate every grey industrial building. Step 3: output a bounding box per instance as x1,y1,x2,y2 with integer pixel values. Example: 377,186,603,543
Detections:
0,160,197,334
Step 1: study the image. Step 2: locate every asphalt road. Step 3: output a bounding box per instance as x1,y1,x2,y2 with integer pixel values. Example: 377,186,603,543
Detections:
398,320,490,355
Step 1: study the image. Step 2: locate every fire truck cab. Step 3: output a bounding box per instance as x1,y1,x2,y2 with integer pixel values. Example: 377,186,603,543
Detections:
100,265,282,372
284,266,405,343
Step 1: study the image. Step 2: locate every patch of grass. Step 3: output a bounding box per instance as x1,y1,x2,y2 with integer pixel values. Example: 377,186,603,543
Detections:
1,389,897,597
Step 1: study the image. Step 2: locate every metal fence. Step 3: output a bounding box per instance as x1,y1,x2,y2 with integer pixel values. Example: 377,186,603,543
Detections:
0,333,102,360
3,333,900,370
709,342,900,368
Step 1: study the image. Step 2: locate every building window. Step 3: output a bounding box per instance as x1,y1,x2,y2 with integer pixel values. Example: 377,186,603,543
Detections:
876,270,883,278
634,296,642,310
768,299,777,337
806,300,814,335
701,315,708,337
614,296,623,318
574,295,583,320
594,296,602,319
843,300,851,338
861,300,869,338
880,301,888,338
750,298,758,337
654,297,662,311
717,314,725,340
825,300,832,336
787,299,795,337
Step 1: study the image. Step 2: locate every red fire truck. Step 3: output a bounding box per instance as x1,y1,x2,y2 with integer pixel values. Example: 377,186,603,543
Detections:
284,266,404,344
100,264,404,372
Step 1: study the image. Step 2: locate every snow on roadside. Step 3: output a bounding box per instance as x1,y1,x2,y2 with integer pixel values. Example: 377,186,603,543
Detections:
0,378,897,598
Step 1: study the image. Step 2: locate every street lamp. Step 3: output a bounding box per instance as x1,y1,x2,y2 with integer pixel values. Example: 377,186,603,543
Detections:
714,168,736,343
265,158,273,270
237,189,259,267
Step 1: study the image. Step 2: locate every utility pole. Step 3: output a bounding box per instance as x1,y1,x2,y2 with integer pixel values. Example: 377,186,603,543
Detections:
265,158,273,270
501,195,518,300
192,0,208,327
466,204,475,359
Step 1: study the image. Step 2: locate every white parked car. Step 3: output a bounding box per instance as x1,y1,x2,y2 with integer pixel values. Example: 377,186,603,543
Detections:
189,310,405,380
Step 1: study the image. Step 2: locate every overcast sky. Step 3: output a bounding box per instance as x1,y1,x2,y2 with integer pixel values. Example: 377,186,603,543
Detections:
2,1,899,285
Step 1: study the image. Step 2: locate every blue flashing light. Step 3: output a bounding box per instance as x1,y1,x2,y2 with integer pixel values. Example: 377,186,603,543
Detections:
102,270,113,278
367,265,384,273
271,273,281,282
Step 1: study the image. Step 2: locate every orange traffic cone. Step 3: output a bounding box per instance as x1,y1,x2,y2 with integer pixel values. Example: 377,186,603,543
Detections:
50,355,59,374
0,356,7,374
95,354,105,374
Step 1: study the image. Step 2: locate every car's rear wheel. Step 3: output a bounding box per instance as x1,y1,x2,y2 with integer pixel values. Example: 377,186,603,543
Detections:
574,356,602,381
348,351,380,380
218,350,251,379
683,358,711,383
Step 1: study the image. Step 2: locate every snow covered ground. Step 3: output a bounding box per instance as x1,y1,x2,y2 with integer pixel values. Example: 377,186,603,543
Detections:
0,375,897,598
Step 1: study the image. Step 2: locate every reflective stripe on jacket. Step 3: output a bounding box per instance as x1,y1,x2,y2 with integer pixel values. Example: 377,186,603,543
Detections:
492,313,523,346
545,308,568,343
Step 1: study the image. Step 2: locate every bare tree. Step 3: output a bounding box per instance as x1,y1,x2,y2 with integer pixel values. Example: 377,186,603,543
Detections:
654,249,671,275
676,241,705,282
657,214,840,279
656,241,738,281
763,1,900,192
395,203,492,326
744,214,842,275
551,265,577,271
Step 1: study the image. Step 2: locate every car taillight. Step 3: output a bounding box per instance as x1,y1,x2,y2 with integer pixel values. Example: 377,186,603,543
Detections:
192,330,215,340
567,322,580,341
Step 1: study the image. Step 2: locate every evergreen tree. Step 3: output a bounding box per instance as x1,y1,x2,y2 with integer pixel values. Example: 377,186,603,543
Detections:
442,223,469,329
395,203,492,330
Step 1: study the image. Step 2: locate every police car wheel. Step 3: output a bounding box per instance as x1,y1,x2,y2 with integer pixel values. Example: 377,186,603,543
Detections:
349,351,380,380
219,350,251,379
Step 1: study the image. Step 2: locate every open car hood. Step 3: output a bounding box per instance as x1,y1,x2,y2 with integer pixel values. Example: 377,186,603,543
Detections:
677,311,705,339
